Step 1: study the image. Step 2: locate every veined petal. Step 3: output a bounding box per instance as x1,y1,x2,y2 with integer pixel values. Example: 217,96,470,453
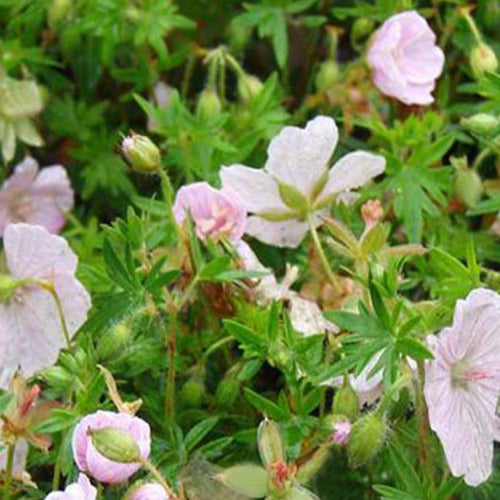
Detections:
320,151,385,200
220,165,286,212
245,216,309,248
4,223,78,279
265,116,338,198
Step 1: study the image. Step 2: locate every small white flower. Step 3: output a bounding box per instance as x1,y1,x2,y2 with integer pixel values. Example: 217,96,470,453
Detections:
0,223,91,389
221,116,385,247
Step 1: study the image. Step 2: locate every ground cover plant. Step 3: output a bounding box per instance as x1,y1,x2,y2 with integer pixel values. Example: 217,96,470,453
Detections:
0,0,500,498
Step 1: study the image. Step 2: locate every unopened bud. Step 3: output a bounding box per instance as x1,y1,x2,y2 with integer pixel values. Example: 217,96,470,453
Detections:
332,378,360,421
470,43,498,79
346,413,387,468
361,199,383,230
454,167,483,208
97,323,131,360
351,18,375,49
180,377,206,409
461,113,500,135
257,418,285,468
0,275,19,302
41,366,73,390
88,426,141,463
121,133,161,173
238,74,264,102
196,88,222,119
328,417,351,446
48,0,71,28
315,60,341,92
227,23,252,53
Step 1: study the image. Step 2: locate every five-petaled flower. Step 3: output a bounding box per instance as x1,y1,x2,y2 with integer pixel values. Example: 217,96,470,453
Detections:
221,116,385,248
0,157,73,235
0,223,91,389
173,181,246,243
367,11,445,105
424,288,500,486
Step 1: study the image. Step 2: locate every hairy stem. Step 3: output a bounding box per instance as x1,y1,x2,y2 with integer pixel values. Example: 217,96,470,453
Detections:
141,458,176,498
165,312,177,424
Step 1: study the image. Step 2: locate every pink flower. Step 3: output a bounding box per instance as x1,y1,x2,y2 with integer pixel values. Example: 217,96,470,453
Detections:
129,483,170,500
173,182,246,243
331,420,351,446
0,157,73,235
424,288,500,486
45,474,97,500
221,116,385,248
367,11,445,105
0,223,91,389
72,411,151,484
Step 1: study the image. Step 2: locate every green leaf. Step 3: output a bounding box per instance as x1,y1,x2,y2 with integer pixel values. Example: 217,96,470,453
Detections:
224,320,267,355
199,256,232,280
185,417,219,452
395,337,433,361
372,485,419,500
244,388,288,420
0,393,13,416
386,443,424,495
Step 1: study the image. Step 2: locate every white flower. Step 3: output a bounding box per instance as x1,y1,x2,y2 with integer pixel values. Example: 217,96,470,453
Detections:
0,223,91,389
424,288,500,486
221,116,385,247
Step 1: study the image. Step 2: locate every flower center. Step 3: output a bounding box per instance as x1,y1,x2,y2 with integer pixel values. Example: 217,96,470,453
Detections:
450,359,492,389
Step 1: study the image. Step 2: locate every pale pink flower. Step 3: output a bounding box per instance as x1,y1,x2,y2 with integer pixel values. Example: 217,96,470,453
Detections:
0,223,91,389
45,474,97,500
367,11,445,105
424,288,500,486
72,410,151,484
129,483,170,500
0,157,74,235
331,420,351,446
173,182,246,243
221,116,385,248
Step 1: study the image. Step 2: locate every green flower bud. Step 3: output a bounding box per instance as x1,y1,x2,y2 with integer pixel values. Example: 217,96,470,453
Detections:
0,275,19,302
41,366,73,391
461,113,500,135
315,61,341,92
97,323,131,361
88,427,141,463
346,413,387,468
470,43,498,79
216,377,240,410
351,18,375,49
237,74,264,102
196,88,222,119
257,418,285,468
121,133,161,173
48,0,71,29
332,377,360,421
454,167,483,208
180,378,206,409
226,23,252,53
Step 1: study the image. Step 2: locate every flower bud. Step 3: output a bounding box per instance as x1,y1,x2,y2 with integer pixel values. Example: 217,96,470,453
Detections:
315,60,341,92
328,417,351,446
346,413,387,468
237,74,264,102
226,23,252,53
48,0,71,29
121,133,161,173
461,113,500,135
257,418,285,468
454,167,483,208
41,366,73,391
196,88,222,119
216,464,269,498
127,481,170,500
216,377,240,410
0,275,19,302
180,377,206,409
88,426,142,464
332,377,360,421
351,18,375,49
97,323,131,361
470,43,498,79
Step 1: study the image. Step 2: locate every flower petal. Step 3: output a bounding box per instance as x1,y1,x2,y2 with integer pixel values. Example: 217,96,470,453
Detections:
220,165,286,212
265,116,338,197
4,223,77,279
321,151,385,200
245,216,309,248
